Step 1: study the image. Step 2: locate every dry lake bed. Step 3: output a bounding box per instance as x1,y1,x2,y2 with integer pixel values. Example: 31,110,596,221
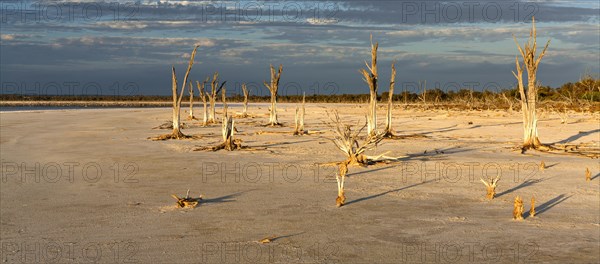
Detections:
1,104,599,263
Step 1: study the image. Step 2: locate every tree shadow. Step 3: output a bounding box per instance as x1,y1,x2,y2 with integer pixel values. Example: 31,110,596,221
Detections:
526,194,572,218
347,165,399,178
553,129,600,144
591,173,600,181
401,147,474,161
344,179,436,206
270,232,306,242
404,121,522,136
250,139,315,148
496,177,550,198
545,163,559,169
202,190,252,205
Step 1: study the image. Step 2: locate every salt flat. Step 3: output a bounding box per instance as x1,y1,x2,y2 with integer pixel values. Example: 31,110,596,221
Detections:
1,104,598,263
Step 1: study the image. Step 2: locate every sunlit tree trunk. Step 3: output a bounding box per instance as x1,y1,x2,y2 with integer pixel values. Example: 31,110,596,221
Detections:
264,64,283,126
383,62,396,137
360,35,378,137
242,83,249,117
513,16,550,151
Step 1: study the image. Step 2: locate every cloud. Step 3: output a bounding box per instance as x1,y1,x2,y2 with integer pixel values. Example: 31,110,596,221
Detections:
0,34,15,41
1,0,598,95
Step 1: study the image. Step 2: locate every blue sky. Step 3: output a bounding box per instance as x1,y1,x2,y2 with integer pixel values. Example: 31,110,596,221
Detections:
1,0,598,96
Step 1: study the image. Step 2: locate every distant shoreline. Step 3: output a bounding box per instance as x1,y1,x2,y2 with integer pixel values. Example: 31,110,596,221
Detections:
0,100,174,107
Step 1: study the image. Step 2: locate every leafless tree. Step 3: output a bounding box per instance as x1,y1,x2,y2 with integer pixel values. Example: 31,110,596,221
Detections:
151,45,198,140
242,83,249,118
264,64,283,126
360,35,379,137
293,93,306,135
196,78,209,125
187,82,196,120
513,16,551,151
383,62,396,137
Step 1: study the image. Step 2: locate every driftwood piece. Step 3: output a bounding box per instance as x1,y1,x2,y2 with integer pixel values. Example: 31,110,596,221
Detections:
171,189,203,208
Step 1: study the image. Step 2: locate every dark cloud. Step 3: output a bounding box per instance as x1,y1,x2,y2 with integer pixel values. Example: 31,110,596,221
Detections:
1,0,598,95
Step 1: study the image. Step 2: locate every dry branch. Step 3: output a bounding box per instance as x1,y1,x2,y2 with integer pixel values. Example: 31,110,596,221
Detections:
327,111,401,166
171,189,203,208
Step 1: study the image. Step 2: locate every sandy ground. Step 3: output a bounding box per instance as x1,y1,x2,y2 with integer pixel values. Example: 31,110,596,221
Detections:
1,103,599,263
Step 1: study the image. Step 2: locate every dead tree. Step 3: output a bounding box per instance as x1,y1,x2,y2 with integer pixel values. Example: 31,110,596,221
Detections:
418,80,427,107
221,84,228,118
383,62,396,137
214,116,242,151
264,64,283,126
360,35,379,137
196,78,209,125
187,82,196,120
513,16,551,151
501,92,516,113
207,72,225,124
151,45,198,140
242,83,249,118
293,93,306,135
328,111,402,167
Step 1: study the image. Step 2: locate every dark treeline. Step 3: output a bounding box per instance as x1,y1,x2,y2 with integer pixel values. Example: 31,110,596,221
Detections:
2,77,599,111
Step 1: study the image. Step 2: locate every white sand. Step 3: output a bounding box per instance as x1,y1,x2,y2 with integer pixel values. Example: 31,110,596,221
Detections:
1,104,598,263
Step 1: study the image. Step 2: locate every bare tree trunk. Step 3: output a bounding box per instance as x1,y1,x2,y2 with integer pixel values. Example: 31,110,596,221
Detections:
208,72,219,124
513,16,550,151
221,84,227,118
188,82,195,120
294,92,306,135
212,115,241,151
501,93,515,113
336,161,348,207
196,79,208,126
360,35,379,137
418,80,427,108
264,64,283,126
328,111,385,167
171,67,182,137
384,62,396,137
242,83,249,117
152,45,199,140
